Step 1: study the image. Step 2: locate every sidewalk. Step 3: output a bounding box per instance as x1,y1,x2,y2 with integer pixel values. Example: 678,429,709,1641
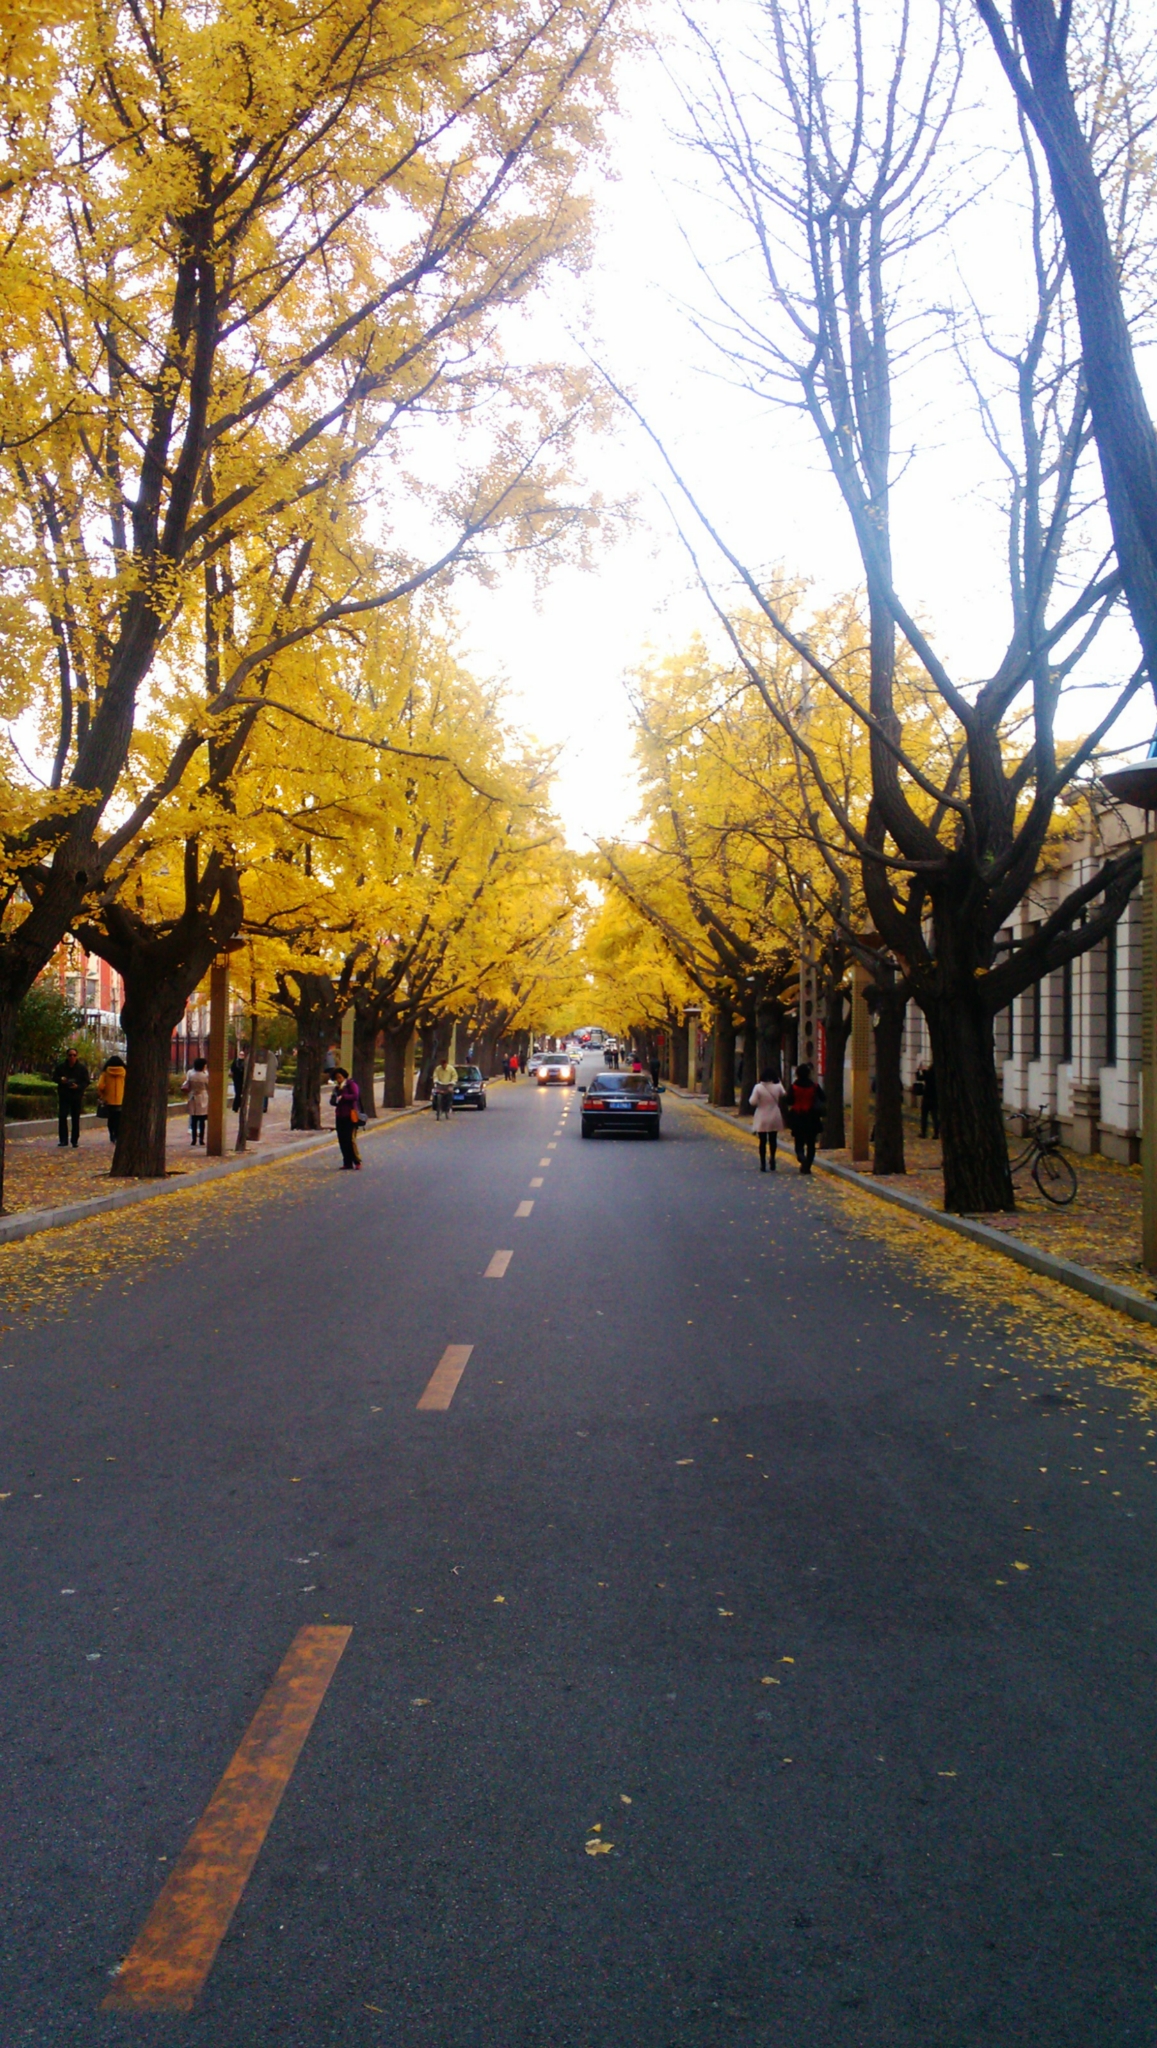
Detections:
825,1119,1153,1304
0,1086,423,1240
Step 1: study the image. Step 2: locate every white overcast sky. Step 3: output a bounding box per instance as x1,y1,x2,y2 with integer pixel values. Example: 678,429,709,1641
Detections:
454,3,1155,849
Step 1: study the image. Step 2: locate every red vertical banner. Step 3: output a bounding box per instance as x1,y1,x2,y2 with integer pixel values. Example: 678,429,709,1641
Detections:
817,1022,827,1079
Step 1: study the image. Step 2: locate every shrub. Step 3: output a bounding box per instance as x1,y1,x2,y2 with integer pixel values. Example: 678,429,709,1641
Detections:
13,985,84,1076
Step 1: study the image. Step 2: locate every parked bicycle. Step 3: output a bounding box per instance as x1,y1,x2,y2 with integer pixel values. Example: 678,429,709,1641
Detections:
1009,1110,1078,1206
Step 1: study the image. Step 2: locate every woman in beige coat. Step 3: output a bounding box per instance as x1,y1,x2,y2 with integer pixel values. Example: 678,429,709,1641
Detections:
182,1057,211,1146
749,1066,788,1173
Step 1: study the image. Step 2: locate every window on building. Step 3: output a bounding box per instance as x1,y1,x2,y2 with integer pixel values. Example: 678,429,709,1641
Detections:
1061,956,1073,1063
1105,921,1118,1066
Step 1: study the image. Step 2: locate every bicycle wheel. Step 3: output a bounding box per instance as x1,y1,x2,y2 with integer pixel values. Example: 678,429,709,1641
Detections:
1033,1147,1077,1206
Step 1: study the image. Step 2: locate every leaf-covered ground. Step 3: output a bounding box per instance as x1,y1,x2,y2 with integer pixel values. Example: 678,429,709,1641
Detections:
828,1121,1154,1300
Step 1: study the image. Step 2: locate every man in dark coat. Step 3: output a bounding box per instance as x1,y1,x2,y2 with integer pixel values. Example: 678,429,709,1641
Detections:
53,1047,89,1148
916,1061,939,1139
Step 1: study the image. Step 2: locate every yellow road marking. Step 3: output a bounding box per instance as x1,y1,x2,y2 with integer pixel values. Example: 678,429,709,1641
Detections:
547,1141,557,1149
101,1625,351,2014
417,1344,475,1409
538,1158,552,1168
515,1200,534,1218
530,1177,544,1187
484,1251,513,1278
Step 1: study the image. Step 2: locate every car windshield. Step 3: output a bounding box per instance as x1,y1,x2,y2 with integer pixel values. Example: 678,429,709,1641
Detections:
454,1067,481,1082
588,1076,653,1095
542,1057,571,1066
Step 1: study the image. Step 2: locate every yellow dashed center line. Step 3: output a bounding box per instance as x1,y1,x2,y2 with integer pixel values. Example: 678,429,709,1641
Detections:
102,1626,351,2014
484,1251,512,1279
417,1344,475,1409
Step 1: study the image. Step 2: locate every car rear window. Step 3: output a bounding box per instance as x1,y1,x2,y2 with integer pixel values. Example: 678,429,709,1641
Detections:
588,1076,653,1095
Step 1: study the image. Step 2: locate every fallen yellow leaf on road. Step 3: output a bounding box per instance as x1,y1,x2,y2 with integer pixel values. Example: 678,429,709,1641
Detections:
676,1458,694,1466
585,1838,613,1855
493,1595,506,1604
1013,1561,1030,1571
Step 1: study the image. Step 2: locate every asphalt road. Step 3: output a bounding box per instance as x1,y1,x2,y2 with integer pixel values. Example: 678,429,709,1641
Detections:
3,1076,1157,2046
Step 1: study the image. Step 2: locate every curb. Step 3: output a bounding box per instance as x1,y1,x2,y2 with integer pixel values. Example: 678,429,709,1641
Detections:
0,1102,426,1249
670,1088,1157,1333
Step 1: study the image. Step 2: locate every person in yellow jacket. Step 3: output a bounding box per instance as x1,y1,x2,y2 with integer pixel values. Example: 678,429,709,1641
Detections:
96,1055,126,1145
432,1058,457,1121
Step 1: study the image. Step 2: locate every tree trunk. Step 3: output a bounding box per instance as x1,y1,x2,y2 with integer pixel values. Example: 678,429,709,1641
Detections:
353,1010,378,1118
113,985,185,1177
0,1005,18,1212
866,981,907,1176
669,1016,688,1086
925,992,1014,1212
285,973,336,1130
756,998,783,1081
821,985,850,1149
737,1008,757,1114
381,1023,414,1108
477,1022,503,1079
709,1003,736,1108
416,1017,450,1101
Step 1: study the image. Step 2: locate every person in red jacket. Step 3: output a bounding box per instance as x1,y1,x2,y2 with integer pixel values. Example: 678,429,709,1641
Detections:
785,1063,825,1175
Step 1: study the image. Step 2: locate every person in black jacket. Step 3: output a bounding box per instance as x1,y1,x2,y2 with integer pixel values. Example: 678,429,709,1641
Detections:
53,1047,89,1148
785,1063,826,1174
915,1061,939,1139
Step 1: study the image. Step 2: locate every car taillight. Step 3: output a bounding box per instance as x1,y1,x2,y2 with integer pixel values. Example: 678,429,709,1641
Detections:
636,1099,658,1109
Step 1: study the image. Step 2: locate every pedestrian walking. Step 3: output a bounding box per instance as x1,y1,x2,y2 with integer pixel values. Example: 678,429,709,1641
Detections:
230,1049,247,1112
502,1054,512,1082
182,1057,210,1146
432,1056,457,1121
53,1046,89,1148
509,1052,519,1081
330,1066,363,1168
915,1061,939,1140
96,1054,126,1145
786,1062,825,1175
750,1066,787,1173
648,1055,661,1086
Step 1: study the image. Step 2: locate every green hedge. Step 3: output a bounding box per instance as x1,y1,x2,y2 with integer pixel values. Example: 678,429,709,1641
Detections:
6,1075,98,1119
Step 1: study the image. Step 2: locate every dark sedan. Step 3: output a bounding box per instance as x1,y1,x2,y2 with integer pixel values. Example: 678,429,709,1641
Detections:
580,1072,662,1138
451,1064,487,1111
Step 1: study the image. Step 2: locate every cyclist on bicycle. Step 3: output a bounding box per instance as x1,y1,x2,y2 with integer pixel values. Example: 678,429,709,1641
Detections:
432,1055,458,1122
